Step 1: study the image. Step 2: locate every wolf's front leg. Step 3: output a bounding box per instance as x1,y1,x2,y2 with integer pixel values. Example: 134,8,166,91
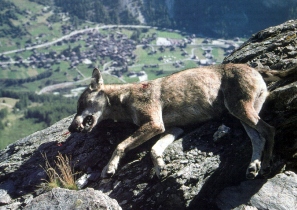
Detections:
101,147,124,178
101,121,165,178
151,127,183,178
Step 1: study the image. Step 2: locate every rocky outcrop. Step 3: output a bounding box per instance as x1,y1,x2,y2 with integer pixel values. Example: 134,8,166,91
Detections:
24,188,121,210
216,171,297,210
1,20,297,209
223,19,297,70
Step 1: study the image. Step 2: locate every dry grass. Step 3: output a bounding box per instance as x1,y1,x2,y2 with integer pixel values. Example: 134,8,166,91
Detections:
41,152,78,190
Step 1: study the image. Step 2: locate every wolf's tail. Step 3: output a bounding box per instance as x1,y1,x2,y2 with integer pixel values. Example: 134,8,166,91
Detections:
257,65,297,82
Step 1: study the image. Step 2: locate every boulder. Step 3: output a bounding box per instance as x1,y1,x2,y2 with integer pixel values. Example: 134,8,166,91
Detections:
223,19,297,72
216,171,297,210
24,188,121,210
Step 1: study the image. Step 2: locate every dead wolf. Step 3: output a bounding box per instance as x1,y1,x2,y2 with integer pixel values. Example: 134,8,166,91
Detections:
68,63,275,179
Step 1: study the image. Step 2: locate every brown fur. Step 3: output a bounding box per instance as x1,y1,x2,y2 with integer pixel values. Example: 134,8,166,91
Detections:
69,64,275,179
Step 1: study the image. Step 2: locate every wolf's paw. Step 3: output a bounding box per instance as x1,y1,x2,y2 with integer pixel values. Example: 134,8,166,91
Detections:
154,163,169,179
101,164,117,178
152,156,168,179
246,161,261,179
158,166,169,179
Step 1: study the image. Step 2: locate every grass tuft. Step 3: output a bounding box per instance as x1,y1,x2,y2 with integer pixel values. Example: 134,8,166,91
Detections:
41,152,79,190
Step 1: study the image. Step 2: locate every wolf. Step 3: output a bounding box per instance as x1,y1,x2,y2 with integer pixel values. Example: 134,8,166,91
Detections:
68,63,275,179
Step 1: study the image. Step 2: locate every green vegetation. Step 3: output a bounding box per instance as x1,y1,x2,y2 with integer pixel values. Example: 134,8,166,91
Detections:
212,48,225,63
0,118,46,149
0,0,27,38
142,0,173,29
54,0,139,25
0,90,76,149
0,108,9,130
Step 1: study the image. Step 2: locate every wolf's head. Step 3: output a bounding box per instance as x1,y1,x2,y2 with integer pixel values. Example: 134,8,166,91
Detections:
68,68,108,133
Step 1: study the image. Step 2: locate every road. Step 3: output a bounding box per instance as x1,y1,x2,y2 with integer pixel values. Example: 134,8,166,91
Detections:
0,103,13,108
38,77,91,94
75,67,86,79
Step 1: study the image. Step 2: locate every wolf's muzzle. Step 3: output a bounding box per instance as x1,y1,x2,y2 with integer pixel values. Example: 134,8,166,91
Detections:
68,123,83,133
68,118,84,133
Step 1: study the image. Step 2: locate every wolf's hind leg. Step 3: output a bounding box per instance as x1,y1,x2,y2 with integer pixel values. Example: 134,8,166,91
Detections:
227,101,275,179
151,127,184,178
241,122,266,179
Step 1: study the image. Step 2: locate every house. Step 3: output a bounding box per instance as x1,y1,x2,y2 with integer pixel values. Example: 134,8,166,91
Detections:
199,59,214,66
202,38,211,44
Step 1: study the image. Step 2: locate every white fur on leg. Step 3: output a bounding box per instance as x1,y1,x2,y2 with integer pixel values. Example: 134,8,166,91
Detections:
151,127,183,178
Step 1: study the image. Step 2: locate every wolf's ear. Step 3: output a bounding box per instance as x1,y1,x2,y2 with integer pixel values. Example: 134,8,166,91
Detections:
90,68,104,90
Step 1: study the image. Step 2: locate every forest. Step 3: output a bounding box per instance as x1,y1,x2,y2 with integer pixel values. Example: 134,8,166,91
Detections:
172,0,297,37
2,0,297,38
52,0,297,38
0,90,76,127
0,0,27,38
0,71,53,87
54,0,140,25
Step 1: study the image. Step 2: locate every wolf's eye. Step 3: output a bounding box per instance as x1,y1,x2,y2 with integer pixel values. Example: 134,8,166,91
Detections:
98,90,104,95
88,100,93,105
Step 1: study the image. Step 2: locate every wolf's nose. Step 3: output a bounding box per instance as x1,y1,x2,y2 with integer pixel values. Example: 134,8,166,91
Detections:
68,125,77,133
68,124,83,133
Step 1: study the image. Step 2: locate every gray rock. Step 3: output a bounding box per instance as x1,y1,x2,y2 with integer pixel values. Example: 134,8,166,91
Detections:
0,189,11,204
76,174,90,189
0,116,245,209
267,81,297,111
224,19,297,70
216,171,297,210
0,202,21,210
24,188,121,210
213,124,231,142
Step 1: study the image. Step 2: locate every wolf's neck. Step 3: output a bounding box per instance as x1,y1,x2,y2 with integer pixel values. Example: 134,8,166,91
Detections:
103,83,133,122
104,83,132,104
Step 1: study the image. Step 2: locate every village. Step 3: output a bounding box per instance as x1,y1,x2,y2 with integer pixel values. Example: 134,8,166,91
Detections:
0,25,244,95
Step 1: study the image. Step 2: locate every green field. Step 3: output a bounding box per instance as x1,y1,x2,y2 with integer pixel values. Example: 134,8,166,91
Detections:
0,117,47,149
0,97,45,148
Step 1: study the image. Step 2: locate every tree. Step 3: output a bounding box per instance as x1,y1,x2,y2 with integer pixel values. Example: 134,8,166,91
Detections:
0,108,8,118
130,29,141,41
